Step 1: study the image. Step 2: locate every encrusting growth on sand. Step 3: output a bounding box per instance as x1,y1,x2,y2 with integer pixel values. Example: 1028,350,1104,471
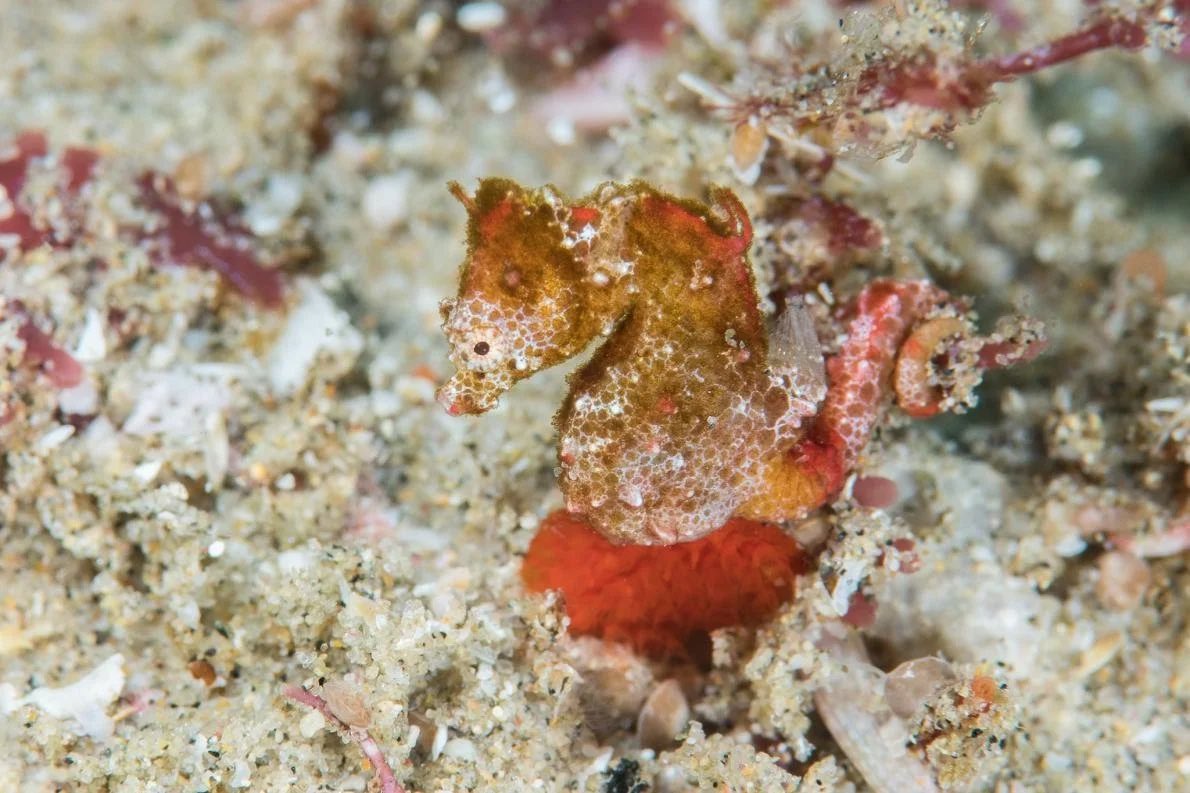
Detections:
439,178,1042,657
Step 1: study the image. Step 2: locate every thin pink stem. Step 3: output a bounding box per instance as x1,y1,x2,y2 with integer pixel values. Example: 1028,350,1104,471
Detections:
986,16,1147,79
282,684,405,793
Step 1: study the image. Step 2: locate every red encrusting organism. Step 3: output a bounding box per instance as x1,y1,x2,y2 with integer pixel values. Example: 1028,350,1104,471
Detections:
521,511,808,660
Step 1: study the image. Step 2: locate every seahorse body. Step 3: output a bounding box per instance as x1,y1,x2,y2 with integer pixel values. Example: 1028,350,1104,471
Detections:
438,180,826,544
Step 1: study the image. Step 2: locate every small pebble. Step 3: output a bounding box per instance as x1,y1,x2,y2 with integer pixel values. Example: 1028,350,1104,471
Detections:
637,680,689,750
853,475,899,509
299,710,325,738
362,172,413,231
457,2,506,33
1096,551,1150,610
322,680,370,728
884,656,957,719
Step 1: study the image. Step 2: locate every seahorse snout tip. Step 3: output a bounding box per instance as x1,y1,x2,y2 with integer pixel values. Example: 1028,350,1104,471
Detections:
436,373,499,416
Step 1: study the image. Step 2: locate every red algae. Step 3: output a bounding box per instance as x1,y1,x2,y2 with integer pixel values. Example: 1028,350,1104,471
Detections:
522,510,807,660
137,174,286,309
2,131,285,308
0,131,51,251
8,301,84,389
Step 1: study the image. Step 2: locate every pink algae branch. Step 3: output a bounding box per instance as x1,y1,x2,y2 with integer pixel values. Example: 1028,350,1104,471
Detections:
863,13,1155,117
986,16,1148,77
282,685,405,793
691,4,1186,161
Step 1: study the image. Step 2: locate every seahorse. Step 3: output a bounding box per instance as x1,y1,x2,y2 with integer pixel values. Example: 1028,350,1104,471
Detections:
438,179,1045,657
437,178,827,545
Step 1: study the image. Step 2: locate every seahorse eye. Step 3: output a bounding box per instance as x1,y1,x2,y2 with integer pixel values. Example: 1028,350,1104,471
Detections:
473,341,491,355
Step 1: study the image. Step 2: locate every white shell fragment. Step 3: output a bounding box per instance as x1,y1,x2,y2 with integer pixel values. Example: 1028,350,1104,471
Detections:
73,308,107,362
244,172,304,236
17,654,126,740
362,172,414,231
267,279,363,395
122,364,242,437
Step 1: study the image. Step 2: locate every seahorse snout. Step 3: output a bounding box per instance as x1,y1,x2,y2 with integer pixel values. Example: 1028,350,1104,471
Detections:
436,369,502,415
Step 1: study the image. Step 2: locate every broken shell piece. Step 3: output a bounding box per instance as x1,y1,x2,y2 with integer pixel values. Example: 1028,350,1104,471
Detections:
729,120,768,185
636,680,690,751
18,653,126,740
815,632,940,793
322,680,371,729
1095,551,1151,611
883,657,958,719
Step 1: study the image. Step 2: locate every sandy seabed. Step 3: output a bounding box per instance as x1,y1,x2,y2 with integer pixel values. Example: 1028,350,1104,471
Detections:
0,2,1187,791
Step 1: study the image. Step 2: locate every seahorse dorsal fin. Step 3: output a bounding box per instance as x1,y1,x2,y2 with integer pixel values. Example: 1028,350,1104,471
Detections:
447,180,476,214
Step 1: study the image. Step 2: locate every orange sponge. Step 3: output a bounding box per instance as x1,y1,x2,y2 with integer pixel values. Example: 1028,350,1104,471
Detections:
522,510,807,659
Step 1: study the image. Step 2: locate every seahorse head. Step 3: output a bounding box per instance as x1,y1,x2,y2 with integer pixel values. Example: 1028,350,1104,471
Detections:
437,178,599,415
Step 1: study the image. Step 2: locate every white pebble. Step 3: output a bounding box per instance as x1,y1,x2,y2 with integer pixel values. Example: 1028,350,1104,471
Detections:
133,460,163,483
415,11,443,41
362,172,414,231
457,2,506,33
73,308,106,361
299,710,326,738
442,737,479,762
546,117,576,146
36,424,76,451
57,379,98,416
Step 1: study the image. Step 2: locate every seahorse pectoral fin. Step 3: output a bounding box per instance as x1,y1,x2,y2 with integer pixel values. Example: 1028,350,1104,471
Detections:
768,297,827,411
707,185,753,246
